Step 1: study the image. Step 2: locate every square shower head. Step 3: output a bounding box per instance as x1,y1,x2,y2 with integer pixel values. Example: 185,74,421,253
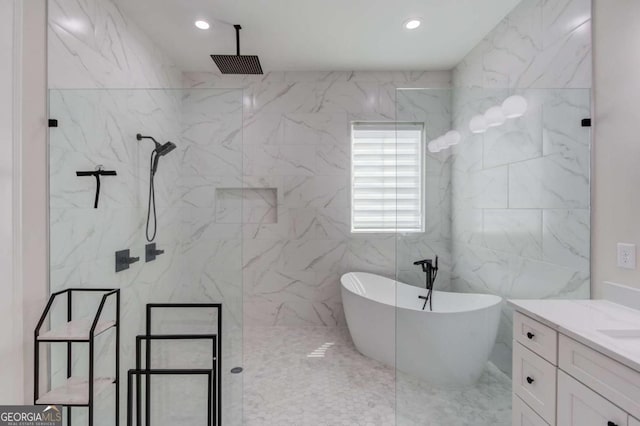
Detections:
210,55,263,75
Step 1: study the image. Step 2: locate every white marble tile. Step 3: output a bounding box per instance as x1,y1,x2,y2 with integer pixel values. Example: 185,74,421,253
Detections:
453,0,591,90
482,1,544,89
483,209,542,259
508,257,589,299
243,326,512,426
542,89,591,162
48,0,181,89
542,0,591,46
482,104,543,168
465,167,509,208
542,209,590,270
508,154,589,209
452,245,512,297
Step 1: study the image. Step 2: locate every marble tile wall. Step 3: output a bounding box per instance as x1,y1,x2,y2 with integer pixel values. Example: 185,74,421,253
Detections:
184,71,453,328
48,0,182,89
454,0,592,90
451,0,592,375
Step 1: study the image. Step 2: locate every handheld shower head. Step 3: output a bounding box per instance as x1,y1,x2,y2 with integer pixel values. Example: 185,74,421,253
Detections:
137,133,178,242
152,141,176,175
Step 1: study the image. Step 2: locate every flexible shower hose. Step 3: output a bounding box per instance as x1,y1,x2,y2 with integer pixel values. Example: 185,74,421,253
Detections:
146,150,158,242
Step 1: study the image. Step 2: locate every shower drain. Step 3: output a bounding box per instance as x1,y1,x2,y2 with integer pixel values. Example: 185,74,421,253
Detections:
231,367,243,374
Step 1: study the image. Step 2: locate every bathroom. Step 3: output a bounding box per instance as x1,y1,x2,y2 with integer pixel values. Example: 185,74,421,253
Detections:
1,0,639,425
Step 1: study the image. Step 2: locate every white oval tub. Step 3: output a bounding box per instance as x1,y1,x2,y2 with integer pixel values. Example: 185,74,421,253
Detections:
341,272,502,388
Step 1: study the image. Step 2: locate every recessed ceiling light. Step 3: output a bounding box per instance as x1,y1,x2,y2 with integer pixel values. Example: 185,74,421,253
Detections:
195,20,210,30
404,19,422,30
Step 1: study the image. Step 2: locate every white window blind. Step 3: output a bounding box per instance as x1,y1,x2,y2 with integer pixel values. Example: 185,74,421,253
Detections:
351,122,424,233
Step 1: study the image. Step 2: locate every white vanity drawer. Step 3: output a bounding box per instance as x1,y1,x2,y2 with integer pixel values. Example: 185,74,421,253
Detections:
559,334,640,420
512,394,550,426
557,370,628,426
513,342,557,424
514,311,558,364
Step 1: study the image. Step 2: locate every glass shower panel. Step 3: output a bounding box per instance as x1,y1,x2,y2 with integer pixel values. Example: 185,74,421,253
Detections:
48,88,244,426
394,88,591,425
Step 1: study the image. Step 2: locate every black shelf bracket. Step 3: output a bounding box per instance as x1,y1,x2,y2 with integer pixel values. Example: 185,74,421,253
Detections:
76,166,117,208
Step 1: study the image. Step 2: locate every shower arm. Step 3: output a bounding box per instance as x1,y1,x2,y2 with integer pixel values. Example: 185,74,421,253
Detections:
136,133,162,149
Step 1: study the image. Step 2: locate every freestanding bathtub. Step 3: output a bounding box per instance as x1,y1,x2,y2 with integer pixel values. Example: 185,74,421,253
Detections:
340,272,502,388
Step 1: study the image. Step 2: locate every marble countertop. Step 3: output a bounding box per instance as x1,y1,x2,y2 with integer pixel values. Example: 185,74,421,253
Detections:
509,299,640,372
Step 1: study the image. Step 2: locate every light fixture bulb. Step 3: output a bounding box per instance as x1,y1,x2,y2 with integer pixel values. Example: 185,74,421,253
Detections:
469,115,488,134
404,19,422,30
445,130,462,146
427,141,440,153
484,106,506,127
502,95,528,118
436,136,449,150
195,20,210,30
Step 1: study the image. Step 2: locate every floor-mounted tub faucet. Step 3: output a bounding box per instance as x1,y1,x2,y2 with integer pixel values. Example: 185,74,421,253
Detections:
413,256,438,311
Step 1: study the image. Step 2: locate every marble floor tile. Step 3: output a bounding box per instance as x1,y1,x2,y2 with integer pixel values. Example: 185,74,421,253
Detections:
243,326,512,426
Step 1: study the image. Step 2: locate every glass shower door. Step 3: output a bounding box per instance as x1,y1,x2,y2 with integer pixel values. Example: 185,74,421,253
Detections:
48,88,244,426
394,87,591,425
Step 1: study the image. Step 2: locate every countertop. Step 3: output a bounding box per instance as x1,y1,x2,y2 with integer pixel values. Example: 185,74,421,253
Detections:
508,299,640,372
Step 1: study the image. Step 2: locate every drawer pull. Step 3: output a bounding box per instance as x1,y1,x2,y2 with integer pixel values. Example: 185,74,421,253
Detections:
526,332,535,339
607,422,618,426
526,376,534,384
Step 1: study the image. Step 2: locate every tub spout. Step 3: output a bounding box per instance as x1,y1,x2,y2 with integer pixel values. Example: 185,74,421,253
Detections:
414,256,438,311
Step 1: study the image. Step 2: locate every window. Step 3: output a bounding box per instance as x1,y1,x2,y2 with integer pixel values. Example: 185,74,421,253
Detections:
350,122,425,233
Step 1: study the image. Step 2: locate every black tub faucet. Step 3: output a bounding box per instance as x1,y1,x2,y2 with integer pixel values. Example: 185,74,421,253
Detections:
414,256,438,311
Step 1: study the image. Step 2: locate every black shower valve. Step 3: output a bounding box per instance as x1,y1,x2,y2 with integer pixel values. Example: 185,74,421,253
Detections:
115,249,140,272
145,243,165,262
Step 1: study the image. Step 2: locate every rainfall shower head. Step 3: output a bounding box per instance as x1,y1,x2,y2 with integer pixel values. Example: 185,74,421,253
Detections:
152,141,176,175
211,25,263,75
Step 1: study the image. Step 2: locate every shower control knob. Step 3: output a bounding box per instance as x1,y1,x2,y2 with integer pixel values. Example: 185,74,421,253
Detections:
145,243,165,262
526,332,535,339
526,376,534,384
115,249,140,272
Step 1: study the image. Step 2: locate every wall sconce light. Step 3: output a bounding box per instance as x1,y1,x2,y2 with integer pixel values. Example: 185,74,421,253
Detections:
484,106,506,127
502,95,528,118
469,115,488,134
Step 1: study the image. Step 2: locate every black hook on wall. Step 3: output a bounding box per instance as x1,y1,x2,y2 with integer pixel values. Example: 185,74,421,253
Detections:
76,165,117,208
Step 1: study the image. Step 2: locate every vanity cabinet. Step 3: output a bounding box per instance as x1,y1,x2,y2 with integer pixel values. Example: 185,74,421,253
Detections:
512,310,640,426
557,370,627,426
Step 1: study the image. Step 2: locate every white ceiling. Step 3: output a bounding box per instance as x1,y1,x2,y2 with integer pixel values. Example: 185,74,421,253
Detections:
115,0,522,72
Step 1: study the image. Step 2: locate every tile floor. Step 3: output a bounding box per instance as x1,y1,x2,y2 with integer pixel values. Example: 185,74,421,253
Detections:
243,326,512,426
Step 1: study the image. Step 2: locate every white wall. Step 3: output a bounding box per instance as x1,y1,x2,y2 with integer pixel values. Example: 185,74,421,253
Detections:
0,0,49,404
592,0,640,295
20,0,49,405
0,0,21,403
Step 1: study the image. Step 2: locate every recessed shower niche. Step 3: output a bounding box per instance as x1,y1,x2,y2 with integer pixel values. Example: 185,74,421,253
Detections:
215,188,278,224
